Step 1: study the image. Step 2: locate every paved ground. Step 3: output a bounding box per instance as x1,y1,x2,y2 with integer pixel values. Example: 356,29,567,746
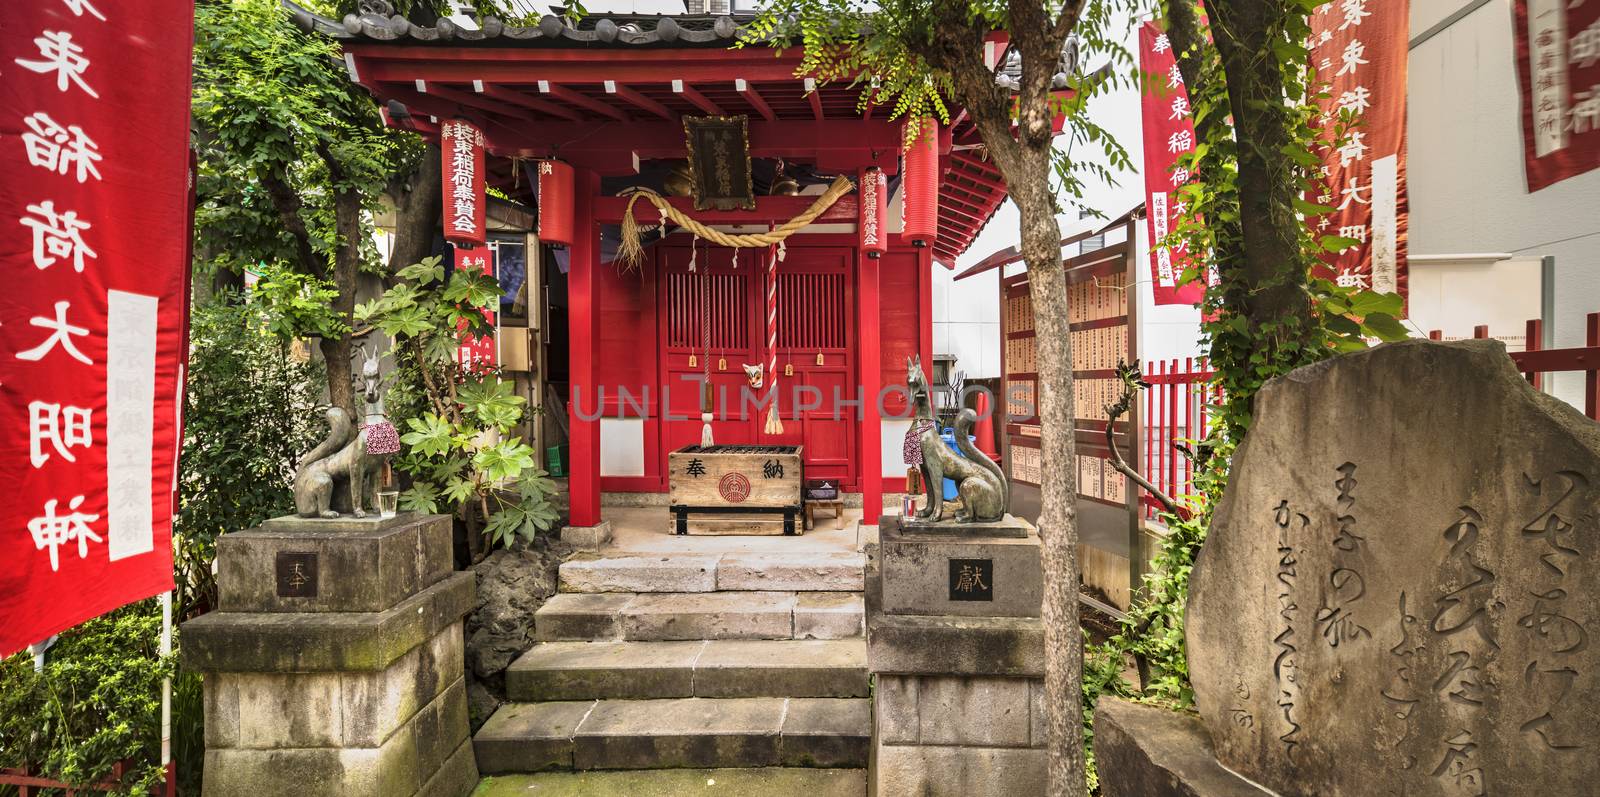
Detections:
598,506,869,555
474,768,866,796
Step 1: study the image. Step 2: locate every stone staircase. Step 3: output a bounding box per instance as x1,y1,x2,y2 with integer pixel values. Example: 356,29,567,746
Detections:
473,551,871,788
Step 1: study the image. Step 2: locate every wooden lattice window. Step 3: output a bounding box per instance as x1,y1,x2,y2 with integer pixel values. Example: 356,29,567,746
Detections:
776,272,846,350
666,272,749,350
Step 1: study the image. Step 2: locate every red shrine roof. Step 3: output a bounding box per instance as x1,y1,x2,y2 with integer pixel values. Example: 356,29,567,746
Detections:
284,0,1009,266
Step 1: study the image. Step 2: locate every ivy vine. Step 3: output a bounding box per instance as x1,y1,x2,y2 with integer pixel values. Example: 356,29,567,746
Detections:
1093,0,1409,709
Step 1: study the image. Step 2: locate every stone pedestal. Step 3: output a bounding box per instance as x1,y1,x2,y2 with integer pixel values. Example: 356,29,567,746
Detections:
1092,698,1261,797
867,515,1046,796
559,520,612,551
182,514,478,797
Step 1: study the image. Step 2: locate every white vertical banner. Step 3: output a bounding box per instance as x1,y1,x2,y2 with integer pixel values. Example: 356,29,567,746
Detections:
1528,0,1570,157
106,289,157,561
1369,155,1398,295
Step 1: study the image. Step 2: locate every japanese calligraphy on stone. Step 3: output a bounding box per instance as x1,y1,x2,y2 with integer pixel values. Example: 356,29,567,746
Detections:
1187,340,1600,797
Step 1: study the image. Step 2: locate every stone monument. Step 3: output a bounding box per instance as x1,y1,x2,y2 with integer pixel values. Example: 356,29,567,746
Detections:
181,513,477,796
1097,339,1600,796
866,362,1046,795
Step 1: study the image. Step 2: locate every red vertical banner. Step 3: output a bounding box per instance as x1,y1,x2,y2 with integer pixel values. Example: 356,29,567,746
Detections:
1,0,193,656
1138,21,1206,306
454,246,497,373
1515,0,1600,191
1306,0,1409,303
441,118,486,247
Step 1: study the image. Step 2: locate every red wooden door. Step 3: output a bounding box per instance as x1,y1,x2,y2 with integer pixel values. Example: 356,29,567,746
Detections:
759,246,855,485
657,242,856,487
659,243,762,455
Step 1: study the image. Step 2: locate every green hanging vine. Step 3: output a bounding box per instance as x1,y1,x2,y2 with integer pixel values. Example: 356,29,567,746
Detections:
1092,0,1409,710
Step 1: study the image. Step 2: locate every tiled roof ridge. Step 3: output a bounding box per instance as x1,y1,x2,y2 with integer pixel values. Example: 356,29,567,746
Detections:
282,0,753,47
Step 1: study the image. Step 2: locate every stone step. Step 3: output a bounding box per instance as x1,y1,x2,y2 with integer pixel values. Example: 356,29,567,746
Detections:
558,552,866,594
476,768,866,797
506,639,868,702
534,591,864,642
474,697,870,774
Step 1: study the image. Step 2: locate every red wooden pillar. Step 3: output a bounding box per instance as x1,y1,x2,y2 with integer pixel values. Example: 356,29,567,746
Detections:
568,169,602,528
858,250,883,521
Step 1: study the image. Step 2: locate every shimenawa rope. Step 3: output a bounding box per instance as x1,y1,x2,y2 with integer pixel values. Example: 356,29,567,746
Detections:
615,175,856,269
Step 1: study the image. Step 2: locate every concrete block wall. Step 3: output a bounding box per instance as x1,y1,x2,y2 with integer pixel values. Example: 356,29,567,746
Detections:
873,673,1047,794
867,516,1048,796
182,514,477,797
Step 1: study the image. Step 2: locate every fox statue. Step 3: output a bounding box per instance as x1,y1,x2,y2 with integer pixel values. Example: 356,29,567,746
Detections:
292,345,397,519
906,355,1008,523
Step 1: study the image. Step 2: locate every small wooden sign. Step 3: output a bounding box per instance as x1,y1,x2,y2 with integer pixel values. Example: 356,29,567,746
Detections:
275,551,319,598
948,558,994,602
684,115,755,211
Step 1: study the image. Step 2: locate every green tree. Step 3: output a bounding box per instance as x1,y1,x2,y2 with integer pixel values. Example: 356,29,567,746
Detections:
175,291,326,616
1164,0,1408,438
191,0,448,411
745,1,1132,792
1103,0,1407,709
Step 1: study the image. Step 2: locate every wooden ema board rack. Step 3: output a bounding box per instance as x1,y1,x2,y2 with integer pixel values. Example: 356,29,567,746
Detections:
668,445,804,535
999,231,1139,511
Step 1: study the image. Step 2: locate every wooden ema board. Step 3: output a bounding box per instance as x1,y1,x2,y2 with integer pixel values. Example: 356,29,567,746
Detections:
668,445,804,535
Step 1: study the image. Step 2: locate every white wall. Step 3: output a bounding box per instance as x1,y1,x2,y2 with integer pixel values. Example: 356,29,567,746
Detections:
931,263,1002,378
1408,0,1600,409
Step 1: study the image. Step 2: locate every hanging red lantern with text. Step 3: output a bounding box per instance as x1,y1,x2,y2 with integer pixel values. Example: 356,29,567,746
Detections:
859,167,888,258
537,159,575,248
441,119,486,246
902,118,940,248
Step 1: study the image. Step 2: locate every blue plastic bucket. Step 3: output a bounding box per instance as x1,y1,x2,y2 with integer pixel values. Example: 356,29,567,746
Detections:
938,429,977,501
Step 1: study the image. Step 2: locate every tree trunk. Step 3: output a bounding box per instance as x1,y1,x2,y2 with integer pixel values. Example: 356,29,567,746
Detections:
321,188,363,413
387,143,442,275
1164,0,1321,432
1014,148,1084,797
925,2,1086,791
1207,0,1310,329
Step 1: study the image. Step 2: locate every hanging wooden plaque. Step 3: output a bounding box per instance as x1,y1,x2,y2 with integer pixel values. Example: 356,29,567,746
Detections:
683,115,755,211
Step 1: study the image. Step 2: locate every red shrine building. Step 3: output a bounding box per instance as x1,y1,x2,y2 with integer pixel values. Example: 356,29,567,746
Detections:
288,2,1017,530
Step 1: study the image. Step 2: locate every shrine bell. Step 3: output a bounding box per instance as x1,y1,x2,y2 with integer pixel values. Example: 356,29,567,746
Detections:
859,166,888,259
901,118,940,248
537,159,575,248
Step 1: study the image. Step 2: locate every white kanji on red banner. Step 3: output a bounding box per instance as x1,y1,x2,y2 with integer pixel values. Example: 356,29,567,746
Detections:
2,0,191,657
1305,0,1408,304
1138,21,1205,306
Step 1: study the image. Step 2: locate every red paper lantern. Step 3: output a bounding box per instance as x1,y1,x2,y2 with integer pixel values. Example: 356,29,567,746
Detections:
537,160,575,249
859,167,889,259
902,118,940,248
440,119,486,246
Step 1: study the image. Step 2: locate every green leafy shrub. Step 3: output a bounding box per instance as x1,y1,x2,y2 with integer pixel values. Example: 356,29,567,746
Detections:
246,263,350,341
175,299,324,615
0,601,172,795
357,256,560,555
1081,633,1133,792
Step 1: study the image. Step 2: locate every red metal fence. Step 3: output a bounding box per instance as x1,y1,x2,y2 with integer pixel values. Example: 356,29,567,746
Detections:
1139,312,1600,523
1141,357,1216,521
0,760,175,796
